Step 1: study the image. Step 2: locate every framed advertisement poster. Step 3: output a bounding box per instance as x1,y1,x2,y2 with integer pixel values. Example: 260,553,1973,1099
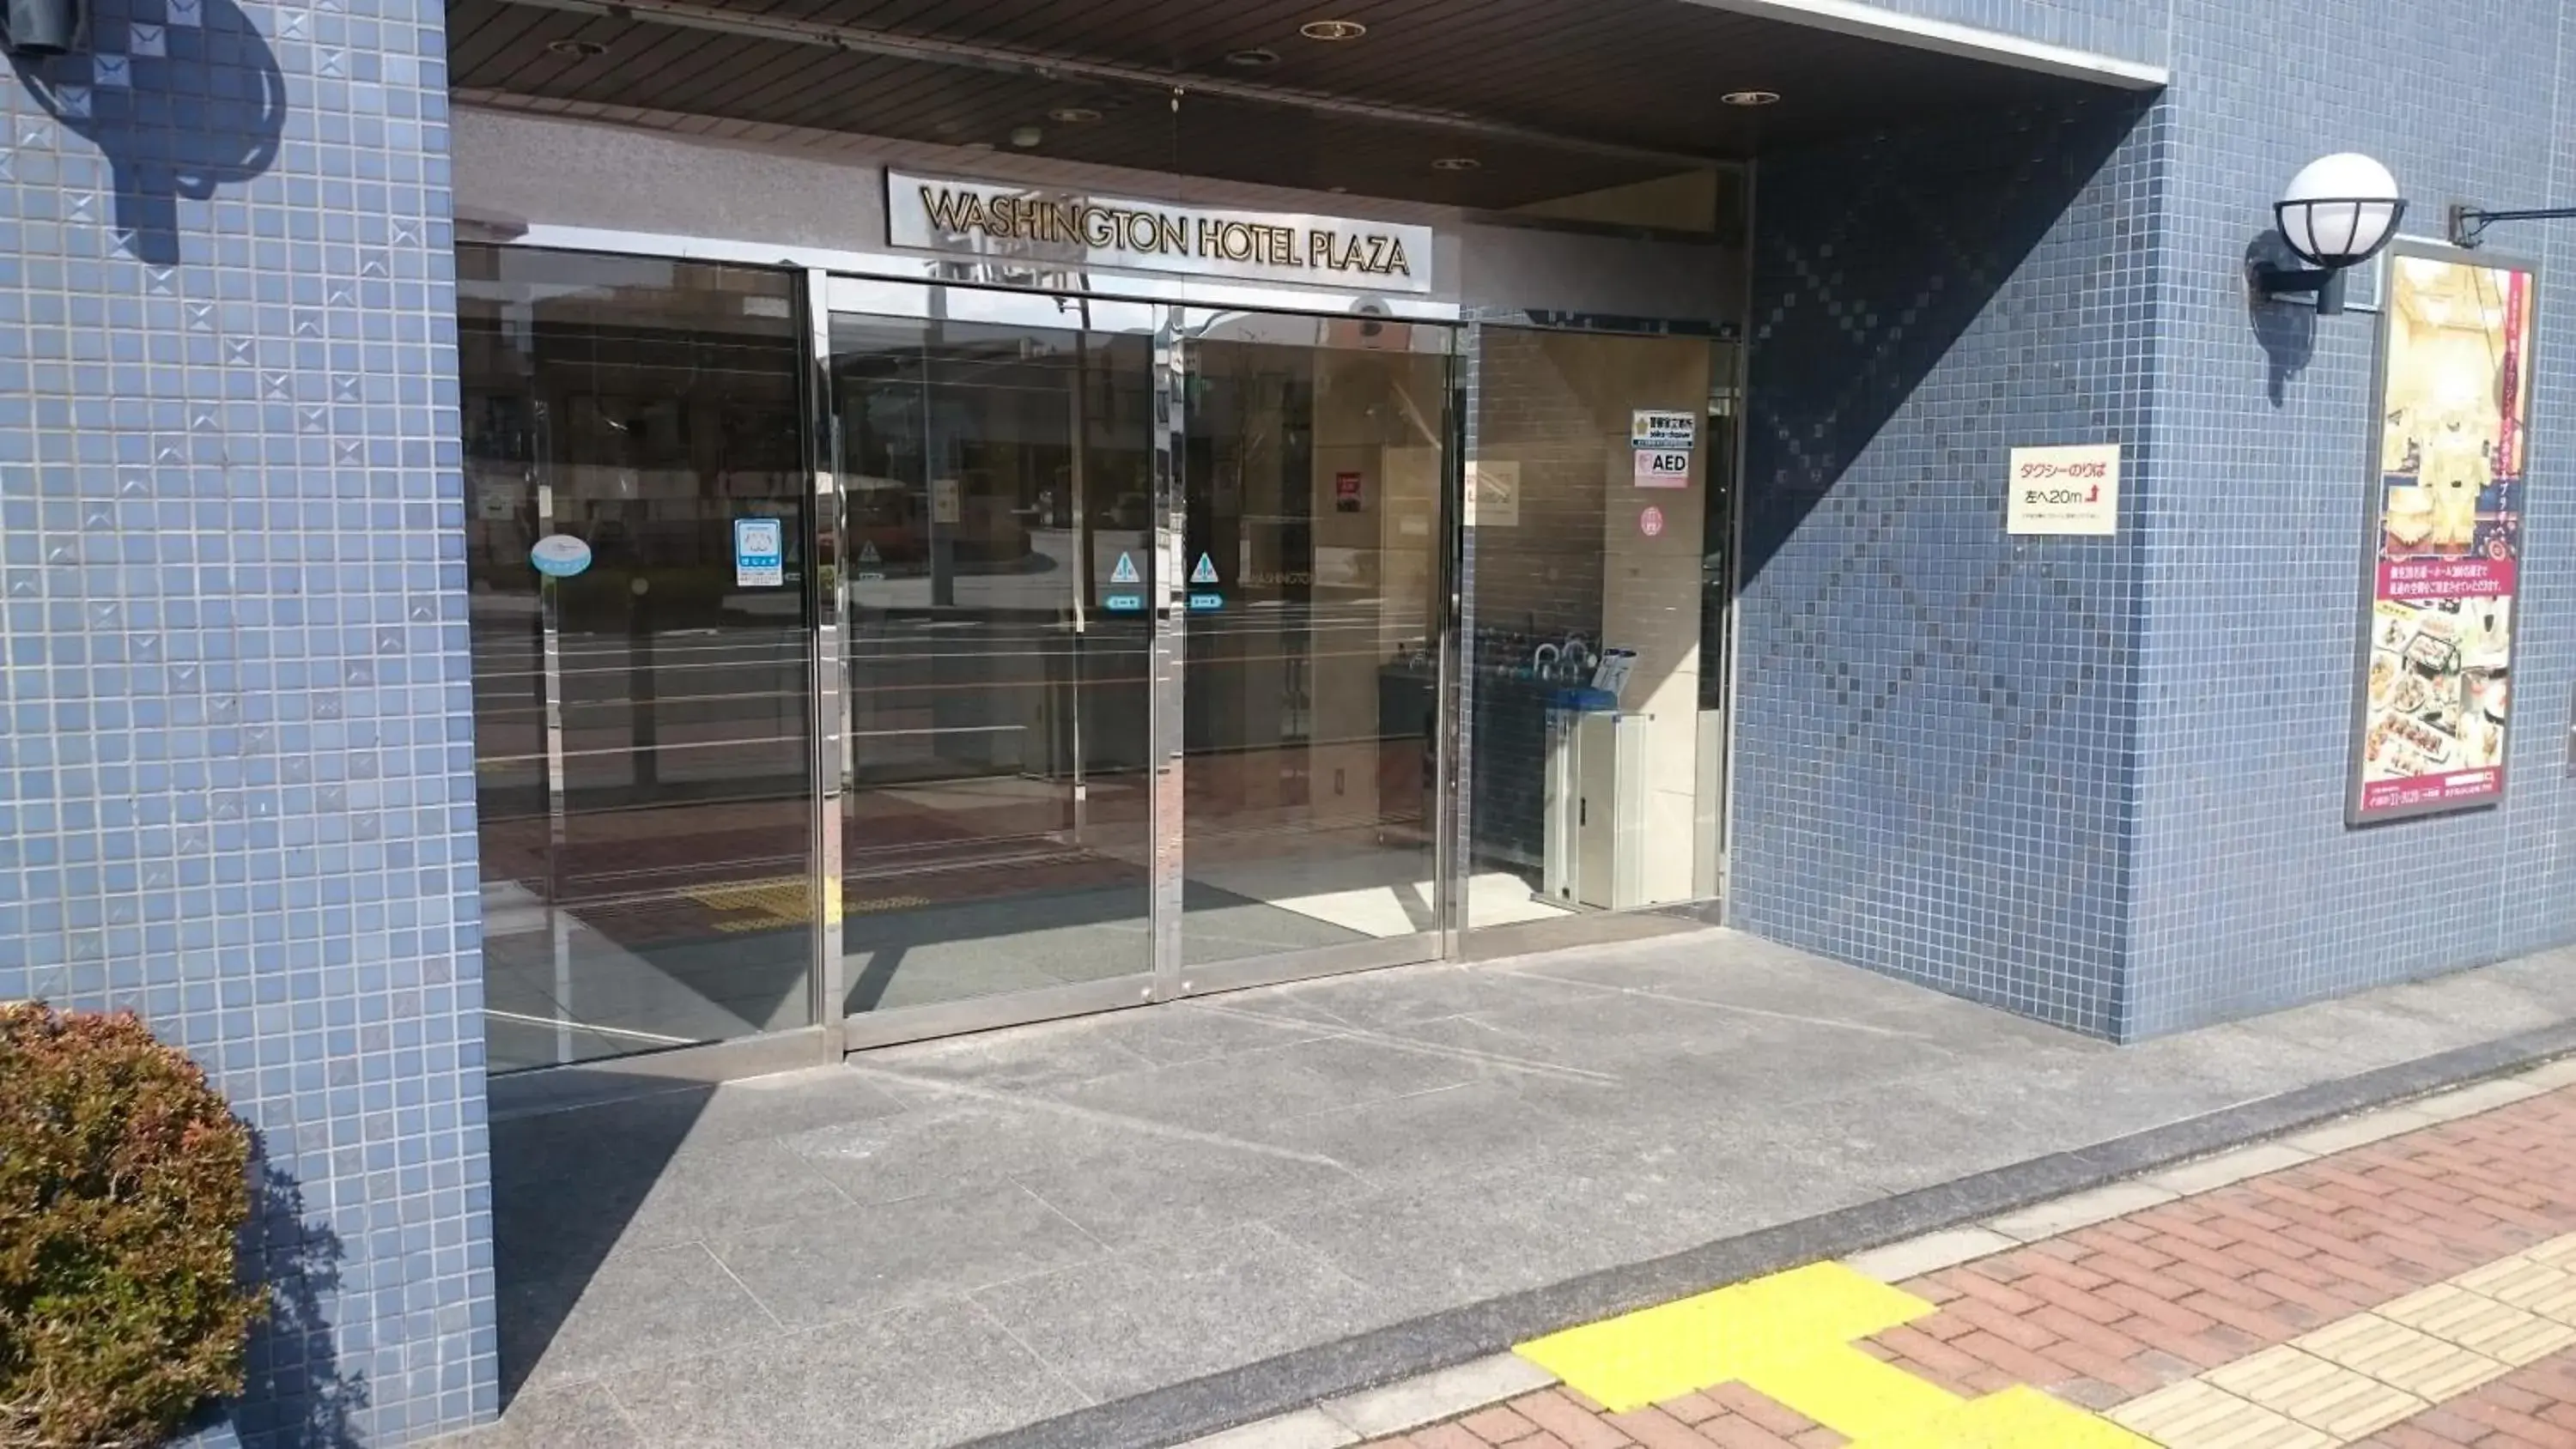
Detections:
2345,240,2540,825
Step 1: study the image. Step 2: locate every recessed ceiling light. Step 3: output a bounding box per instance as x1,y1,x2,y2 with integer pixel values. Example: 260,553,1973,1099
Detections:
1009,124,1044,148
1721,89,1781,106
1299,18,1368,40
1047,106,1102,123
963,141,994,151
544,38,608,58
1430,156,1479,172
1224,47,1281,68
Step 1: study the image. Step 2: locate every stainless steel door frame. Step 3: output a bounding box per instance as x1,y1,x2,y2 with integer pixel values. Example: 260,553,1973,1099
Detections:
1147,304,1190,1000
804,267,848,1046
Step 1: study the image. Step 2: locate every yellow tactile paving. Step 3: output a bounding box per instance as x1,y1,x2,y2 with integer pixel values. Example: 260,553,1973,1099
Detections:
2374,1281,2576,1366
1871,1386,2160,1448
1495,1185,2576,1449
2204,1345,2425,1440
2454,1254,2576,1324
2109,1380,2336,1449
680,876,813,931
2524,1231,2576,1270
1512,1263,1932,1416
1511,1262,2155,1446
2289,1315,2506,1402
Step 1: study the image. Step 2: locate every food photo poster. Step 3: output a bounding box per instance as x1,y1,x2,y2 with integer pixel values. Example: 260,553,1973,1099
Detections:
2348,247,2537,823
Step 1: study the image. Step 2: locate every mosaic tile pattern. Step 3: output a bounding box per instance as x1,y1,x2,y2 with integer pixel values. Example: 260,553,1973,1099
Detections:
1741,1,2576,1040
1733,94,2164,1038
0,0,488,1440
2124,0,2576,1034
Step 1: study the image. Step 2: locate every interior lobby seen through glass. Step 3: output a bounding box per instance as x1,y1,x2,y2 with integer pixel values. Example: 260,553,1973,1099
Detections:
1466,329,1736,937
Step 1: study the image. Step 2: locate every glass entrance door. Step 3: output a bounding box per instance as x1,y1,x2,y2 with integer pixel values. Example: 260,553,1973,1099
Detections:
1174,308,1454,991
827,282,1455,1040
826,282,1163,1034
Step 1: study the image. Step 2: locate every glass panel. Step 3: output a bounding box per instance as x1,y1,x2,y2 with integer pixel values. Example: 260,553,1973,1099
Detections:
830,294,1157,1013
1178,309,1453,965
1464,329,1728,933
459,246,815,1070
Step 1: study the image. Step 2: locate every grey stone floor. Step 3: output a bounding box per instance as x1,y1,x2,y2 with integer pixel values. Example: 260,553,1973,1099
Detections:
453,928,2576,1449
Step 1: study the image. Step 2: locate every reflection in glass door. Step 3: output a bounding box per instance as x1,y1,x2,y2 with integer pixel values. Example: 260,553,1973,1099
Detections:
827,288,1162,1024
1176,311,1455,984
825,284,1457,1039
459,246,816,1070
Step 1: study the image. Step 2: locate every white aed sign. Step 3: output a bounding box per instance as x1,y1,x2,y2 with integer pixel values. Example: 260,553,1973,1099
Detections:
1631,410,1697,449
2007,443,2121,536
930,477,962,526
888,172,1435,294
1633,448,1692,488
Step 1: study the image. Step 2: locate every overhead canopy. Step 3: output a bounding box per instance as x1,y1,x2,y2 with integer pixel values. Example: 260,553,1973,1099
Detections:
450,0,2155,216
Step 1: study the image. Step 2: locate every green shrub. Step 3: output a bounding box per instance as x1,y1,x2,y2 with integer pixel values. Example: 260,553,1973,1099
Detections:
0,1003,264,1449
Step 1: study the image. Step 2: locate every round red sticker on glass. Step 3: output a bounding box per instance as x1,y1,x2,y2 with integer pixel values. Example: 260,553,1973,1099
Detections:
1638,506,1665,537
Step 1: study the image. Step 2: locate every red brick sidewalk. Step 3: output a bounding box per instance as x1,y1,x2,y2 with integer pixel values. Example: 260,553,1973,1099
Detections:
1363,1075,2576,1448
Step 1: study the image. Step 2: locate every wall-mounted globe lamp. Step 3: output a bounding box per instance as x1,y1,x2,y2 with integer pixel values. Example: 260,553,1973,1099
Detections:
2251,153,2405,316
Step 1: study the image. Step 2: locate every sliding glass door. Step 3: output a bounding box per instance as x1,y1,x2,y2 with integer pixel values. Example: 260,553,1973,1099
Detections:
825,281,1456,1041
461,252,1469,1065
824,284,1164,1032
459,246,816,1070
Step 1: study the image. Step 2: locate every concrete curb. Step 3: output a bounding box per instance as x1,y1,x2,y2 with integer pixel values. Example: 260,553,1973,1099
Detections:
956,1020,2576,1449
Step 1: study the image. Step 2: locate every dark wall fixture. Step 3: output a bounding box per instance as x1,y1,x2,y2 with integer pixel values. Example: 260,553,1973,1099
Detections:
3,0,82,56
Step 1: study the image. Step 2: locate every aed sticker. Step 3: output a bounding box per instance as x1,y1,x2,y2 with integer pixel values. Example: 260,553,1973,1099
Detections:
1633,448,1692,488
530,534,593,578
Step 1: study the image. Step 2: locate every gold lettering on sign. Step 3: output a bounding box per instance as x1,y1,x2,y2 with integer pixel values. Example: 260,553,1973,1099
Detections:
911,185,1416,282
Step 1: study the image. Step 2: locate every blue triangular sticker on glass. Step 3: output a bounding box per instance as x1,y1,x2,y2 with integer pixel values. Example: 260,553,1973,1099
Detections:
1110,552,1140,584
1190,553,1218,585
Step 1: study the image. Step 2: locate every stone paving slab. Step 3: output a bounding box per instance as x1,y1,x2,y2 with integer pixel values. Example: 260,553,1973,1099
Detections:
457,930,2576,1449
1347,1067,2576,1449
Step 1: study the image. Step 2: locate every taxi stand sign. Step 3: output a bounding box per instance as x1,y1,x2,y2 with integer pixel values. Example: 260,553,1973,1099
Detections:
2006,443,2121,536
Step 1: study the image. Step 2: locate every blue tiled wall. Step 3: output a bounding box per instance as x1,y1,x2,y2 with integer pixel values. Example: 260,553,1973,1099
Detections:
1733,93,2166,1038
0,0,487,1440
1742,0,2576,1040
2124,0,2576,1034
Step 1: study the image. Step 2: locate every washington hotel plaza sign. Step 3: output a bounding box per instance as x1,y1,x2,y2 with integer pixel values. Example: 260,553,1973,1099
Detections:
887,172,1437,294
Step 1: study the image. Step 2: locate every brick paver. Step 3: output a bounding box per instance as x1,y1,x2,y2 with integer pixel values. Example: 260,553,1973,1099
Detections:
1360,1079,2576,1447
